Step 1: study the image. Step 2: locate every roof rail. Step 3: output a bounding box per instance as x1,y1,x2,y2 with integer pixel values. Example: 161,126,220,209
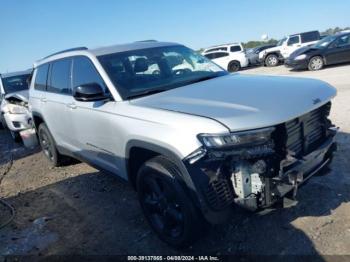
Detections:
42,47,88,60
135,40,158,43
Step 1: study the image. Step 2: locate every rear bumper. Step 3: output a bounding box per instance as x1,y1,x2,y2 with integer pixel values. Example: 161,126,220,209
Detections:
240,57,249,68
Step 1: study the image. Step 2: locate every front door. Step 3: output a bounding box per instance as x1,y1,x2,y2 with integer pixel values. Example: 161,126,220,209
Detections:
69,56,122,174
281,35,301,58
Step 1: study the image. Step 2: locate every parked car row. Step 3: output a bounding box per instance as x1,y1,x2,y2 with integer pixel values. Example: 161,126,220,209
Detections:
0,39,339,247
285,31,350,70
202,30,350,71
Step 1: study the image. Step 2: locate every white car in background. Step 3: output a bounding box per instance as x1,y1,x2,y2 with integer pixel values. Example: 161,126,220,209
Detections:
202,43,249,72
259,31,321,67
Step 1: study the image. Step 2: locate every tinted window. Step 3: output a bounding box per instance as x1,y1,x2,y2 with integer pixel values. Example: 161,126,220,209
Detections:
2,74,30,94
34,64,49,91
49,59,72,94
287,36,300,46
334,34,350,47
213,52,229,58
72,56,107,92
230,45,242,52
204,53,215,59
206,47,227,52
301,31,320,43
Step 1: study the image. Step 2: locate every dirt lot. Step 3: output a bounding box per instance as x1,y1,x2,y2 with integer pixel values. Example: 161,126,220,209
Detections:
1,63,350,257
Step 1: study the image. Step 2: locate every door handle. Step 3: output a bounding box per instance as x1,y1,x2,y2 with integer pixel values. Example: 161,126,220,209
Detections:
40,98,47,103
67,103,77,109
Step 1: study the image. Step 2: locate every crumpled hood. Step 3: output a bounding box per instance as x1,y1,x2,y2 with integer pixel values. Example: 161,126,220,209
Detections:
4,90,29,103
131,74,336,131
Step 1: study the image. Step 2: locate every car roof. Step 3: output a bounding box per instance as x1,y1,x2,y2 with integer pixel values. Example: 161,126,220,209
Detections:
335,31,350,36
289,30,319,37
34,41,182,68
204,43,242,49
0,69,32,78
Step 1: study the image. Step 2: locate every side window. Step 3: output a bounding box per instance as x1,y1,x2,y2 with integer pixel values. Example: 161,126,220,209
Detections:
287,36,300,46
72,56,108,92
34,64,49,91
48,58,72,94
230,45,242,52
204,53,215,59
206,47,227,52
301,32,319,43
214,52,229,58
335,35,350,47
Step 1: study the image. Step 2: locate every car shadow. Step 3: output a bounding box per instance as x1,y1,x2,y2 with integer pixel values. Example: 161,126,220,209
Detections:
288,61,350,72
0,130,41,166
0,132,349,258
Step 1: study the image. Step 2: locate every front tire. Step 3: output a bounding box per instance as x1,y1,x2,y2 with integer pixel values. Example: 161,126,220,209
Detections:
136,156,204,247
265,54,279,67
308,56,324,71
38,123,64,167
228,61,241,72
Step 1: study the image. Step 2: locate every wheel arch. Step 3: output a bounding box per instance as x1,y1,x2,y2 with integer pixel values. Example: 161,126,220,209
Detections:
32,111,46,131
310,54,327,65
227,59,241,69
125,140,194,190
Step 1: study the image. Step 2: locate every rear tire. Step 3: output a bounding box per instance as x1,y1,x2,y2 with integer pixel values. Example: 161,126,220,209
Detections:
265,54,279,67
136,156,205,247
228,61,241,72
308,56,324,71
38,123,65,167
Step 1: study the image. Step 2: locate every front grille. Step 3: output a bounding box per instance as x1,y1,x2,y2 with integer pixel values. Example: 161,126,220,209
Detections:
205,177,234,210
285,103,330,157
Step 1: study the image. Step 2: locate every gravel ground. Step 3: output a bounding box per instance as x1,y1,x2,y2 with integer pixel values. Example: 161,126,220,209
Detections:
0,63,350,257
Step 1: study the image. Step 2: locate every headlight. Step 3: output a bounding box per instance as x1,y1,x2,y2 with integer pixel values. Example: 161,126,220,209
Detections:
294,54,307,60
198,127,275,149
7,104,28,114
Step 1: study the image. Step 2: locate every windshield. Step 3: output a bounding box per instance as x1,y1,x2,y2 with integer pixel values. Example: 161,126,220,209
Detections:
277,38,287,46
98,45,228,99
313,35,337,48
2,74,30,94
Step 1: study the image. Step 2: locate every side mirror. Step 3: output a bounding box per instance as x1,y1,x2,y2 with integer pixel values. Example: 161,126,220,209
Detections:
73,83,109,102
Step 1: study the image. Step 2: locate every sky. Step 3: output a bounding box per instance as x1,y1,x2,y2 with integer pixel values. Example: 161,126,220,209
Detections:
0,0,349,73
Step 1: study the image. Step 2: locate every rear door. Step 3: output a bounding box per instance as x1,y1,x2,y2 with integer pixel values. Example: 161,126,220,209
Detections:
210,52,230,69
43,58,76,149
325,34,350,64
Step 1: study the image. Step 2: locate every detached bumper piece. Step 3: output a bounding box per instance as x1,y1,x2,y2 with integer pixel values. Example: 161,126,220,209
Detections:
185,103,337,223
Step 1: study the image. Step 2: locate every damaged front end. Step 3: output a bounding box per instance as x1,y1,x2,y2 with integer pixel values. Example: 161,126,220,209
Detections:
184,102,337,224
1,92,32,132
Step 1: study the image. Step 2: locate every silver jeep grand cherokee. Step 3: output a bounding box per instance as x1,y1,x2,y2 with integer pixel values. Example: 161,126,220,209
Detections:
29,41,337,247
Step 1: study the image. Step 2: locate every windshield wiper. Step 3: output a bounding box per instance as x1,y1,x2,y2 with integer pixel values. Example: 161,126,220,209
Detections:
183,74,221,85
127,88,168,99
